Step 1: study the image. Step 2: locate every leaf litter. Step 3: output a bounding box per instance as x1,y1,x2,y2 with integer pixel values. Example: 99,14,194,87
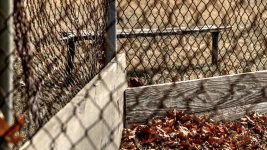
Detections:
120,110,267,150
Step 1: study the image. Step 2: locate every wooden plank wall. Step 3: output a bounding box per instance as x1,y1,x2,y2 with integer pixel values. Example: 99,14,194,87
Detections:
125,71,267,128
21,53,127,150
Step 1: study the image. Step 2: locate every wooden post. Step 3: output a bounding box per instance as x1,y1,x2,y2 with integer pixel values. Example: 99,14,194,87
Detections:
0,0,14,126
211,31,219,65
105,0,117,65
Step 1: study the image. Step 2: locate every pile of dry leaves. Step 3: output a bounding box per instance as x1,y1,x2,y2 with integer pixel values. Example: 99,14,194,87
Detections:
120,110,267,149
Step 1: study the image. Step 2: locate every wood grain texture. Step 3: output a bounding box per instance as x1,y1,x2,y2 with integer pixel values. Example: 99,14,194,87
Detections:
21,53,127,150
195,102,267,121
125,71,267,127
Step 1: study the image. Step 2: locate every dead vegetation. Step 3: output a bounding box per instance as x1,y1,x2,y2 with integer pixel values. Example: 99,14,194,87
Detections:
121,110,267,149
117,0,267,85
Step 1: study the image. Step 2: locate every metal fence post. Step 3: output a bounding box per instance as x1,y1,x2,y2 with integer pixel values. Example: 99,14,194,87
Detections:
65,38,75,85
105,0,117,65
211,31,219,65
0,0,14,126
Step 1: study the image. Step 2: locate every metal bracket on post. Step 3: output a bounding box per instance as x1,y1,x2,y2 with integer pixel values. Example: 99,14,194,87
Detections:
105,0,117,65
211,31,219,65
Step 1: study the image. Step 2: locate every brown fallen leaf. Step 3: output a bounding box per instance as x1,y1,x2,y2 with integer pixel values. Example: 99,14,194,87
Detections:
208,136,224,145
0,115,25,144
120,111,267,149
0,117,9,136
254,123,263,134
128,77,143,87
177,126,189,139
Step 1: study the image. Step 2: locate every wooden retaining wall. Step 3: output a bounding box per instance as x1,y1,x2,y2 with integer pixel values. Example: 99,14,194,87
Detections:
21,53,127,150
125,71,267,128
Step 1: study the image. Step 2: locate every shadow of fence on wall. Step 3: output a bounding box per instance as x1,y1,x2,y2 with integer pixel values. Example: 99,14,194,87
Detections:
20,54,127,150
125,70,267,128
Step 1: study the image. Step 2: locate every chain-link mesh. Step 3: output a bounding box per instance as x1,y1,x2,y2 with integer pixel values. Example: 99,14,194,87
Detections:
11,0,109,148
118,0,267,85
0,0,266,149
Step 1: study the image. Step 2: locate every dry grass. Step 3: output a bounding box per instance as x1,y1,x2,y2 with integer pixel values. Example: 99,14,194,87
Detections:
10,0,267,147
13,0,105,147
117,0,267,84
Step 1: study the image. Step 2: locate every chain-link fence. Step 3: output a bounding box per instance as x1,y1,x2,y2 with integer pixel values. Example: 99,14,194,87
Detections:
1,0,119,149
118,0,267,85
13,0,108,143
0,0,266,149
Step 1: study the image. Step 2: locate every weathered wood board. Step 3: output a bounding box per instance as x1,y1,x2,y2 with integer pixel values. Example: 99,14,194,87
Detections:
125,71,267,127
195,102,267,121
21,53,127,150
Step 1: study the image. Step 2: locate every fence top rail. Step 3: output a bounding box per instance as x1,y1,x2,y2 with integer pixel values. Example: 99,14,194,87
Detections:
61,25,232,41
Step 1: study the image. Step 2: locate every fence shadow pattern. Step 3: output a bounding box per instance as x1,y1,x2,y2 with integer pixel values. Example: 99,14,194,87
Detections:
0,0,266,149
1,0,110,148
117,0,267,85
125,71,267,128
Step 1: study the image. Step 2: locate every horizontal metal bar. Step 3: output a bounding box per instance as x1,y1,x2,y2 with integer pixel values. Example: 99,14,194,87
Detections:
61,25,232,41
